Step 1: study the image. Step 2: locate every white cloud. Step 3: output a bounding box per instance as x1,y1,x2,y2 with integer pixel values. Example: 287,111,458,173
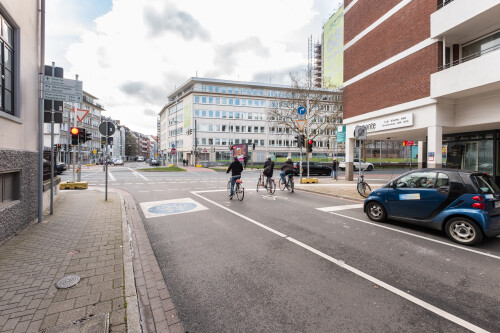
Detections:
46,0,343,135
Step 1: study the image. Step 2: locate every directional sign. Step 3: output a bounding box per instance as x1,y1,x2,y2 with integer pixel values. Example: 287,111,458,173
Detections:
99,121,116,136
296,119,307,130
297,106,306,115
42,76,83,102
72,108,90,122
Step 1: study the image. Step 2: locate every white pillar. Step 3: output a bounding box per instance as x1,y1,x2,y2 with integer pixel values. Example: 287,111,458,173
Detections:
345,137,355,180
427,126,442,168
417,140,425,169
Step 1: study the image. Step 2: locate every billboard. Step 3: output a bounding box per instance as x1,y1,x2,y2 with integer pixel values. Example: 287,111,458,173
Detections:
232,144,248,162
183,103,191,128
323,6,344,88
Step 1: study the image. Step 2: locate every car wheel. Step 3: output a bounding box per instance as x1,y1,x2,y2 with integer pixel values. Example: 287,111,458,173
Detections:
445,217,484,245
365,201,386,222
367,165,373,171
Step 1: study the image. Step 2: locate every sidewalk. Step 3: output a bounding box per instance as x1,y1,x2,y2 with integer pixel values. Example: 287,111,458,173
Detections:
0,190,141,333
295,177,386,202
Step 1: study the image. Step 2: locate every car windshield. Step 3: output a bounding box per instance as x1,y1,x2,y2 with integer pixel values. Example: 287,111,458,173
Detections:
470,174,500,194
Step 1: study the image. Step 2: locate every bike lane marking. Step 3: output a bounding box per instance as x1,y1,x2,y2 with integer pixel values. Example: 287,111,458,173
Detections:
191,189,490,333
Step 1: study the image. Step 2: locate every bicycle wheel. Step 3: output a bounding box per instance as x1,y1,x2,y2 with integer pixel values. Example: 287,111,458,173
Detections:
267,179,276,194
279,178,286,191
236,184,244,201
227,180,232,197
357,182,371,198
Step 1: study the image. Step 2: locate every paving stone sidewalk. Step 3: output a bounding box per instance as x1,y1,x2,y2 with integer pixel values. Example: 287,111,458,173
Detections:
0,190,139,333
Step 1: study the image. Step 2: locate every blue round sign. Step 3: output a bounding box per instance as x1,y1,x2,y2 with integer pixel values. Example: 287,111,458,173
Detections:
297,106,306,115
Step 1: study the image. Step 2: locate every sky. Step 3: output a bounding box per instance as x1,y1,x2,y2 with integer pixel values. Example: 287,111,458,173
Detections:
46,0,343,135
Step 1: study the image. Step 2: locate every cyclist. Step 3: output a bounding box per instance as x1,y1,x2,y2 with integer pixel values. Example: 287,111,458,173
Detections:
226,156,243,199
263,156,274,185
280,158,294,192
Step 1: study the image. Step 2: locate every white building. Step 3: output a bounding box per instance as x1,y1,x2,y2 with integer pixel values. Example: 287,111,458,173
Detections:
159,78,342,165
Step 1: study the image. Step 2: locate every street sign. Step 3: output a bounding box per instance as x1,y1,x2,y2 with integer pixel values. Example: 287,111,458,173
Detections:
297,106,306,115
171,148,176,154
296,119,307,130
171,144,175,148
337,125,346,143
99,121,116,136
354,125,367,140
72,108,90,122
42,76,83,102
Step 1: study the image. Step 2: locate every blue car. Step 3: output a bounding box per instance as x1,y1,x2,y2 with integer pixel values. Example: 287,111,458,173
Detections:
364,169,500,245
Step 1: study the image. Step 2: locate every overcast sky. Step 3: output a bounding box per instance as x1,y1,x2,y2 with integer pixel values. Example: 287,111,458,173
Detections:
46,0,343,135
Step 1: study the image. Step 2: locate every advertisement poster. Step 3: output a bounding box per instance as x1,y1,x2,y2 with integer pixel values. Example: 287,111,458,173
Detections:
323,6,344,88
232,144,248,162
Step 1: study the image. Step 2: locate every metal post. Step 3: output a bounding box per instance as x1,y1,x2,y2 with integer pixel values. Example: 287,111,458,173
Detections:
194,119,197,166
306,99,310,179
105,123,108,201
359,141,362,179
38,0,46,223
50,63,55,215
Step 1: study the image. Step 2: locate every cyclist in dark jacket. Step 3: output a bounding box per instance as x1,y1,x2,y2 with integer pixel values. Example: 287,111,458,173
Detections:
226,157,243,198
263,157,274,178
280,158,294,188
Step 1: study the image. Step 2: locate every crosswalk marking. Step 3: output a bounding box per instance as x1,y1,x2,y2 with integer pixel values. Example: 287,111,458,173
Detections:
316,204,363,212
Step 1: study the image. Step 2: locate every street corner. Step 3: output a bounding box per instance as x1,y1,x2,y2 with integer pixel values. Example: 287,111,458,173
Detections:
139,197,208,218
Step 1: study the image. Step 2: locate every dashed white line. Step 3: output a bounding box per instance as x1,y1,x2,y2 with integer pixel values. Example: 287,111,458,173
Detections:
316,204,363,212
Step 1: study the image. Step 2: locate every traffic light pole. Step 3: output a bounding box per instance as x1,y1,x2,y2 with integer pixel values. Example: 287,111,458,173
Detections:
49,63,55,215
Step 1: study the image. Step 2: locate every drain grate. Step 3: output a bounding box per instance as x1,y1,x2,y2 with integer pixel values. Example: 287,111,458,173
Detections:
56,275,80,289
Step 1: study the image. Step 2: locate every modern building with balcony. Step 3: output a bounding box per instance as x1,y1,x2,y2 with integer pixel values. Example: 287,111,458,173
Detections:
159,77,343,165
342,0,500,182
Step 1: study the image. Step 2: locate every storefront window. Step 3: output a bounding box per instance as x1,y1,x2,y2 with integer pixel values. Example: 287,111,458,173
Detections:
446,140,493,173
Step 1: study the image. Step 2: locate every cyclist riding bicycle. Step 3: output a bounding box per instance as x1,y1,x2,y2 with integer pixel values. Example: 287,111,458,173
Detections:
262,156,274,184
226,156,243,199
280,158,294,193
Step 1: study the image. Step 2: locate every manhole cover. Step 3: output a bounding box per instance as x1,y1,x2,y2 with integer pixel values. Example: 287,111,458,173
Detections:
56,275,80,289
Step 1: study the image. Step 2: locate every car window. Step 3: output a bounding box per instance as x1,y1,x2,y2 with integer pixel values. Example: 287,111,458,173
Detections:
471,174,500,194
396,172,437,188
436,173,450,187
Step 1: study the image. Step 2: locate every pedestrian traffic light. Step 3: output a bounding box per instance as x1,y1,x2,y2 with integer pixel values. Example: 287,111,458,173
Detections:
85,131,92,143
79,128,86,143
70,127,80,145
308,139,314,152
252,143,255,150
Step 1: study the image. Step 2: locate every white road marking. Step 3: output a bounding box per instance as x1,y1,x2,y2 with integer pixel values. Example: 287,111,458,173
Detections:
153,190,164,192
128,167,149,180
107,171,116,181
316,204,363,212
192,189,491,332
329,212,500,260
139,191,150,193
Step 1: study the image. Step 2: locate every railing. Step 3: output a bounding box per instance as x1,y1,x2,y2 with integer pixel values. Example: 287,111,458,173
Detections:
437,0,454,10
437,43,500,71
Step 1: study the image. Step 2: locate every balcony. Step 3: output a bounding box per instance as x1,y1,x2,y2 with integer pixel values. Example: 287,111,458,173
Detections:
431,48,500,99
431,0,500,44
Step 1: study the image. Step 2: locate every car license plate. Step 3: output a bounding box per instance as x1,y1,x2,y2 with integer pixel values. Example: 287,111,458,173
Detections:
495,201,500,209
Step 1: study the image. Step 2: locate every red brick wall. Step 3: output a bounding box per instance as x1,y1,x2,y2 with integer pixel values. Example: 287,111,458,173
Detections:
344,0,436,82
344,0,401,44
343,43,440,119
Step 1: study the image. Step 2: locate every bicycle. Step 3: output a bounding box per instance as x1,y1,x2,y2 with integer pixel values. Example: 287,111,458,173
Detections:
357,174,371,198
279,173,294,193
257,172,276,194
227,177,245,201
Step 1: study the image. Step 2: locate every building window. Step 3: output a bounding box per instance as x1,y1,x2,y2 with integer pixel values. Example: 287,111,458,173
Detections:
0,171,20,206
0,14,15,116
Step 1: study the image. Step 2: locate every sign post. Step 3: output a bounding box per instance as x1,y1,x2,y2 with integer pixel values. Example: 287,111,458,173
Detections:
99,121,116,201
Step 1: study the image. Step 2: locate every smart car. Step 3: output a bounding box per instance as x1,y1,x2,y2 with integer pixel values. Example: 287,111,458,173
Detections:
364,169,500,245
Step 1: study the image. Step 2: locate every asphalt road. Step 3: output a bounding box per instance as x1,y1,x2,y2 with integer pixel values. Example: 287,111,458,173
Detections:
61,164,500,332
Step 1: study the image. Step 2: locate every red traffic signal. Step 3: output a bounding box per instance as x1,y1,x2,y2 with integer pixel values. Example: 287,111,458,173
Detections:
70,127,80,135
308,140,314,145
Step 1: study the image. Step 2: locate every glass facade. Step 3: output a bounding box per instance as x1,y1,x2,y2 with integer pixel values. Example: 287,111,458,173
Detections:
443,130,499,183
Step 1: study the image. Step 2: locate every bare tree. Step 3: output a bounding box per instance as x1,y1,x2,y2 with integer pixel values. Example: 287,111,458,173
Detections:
267,68,343,165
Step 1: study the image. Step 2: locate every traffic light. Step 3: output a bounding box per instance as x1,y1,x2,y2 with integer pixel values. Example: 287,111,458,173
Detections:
70,127,80,145
85,131,92,143
229,145,233,150
308,139,314,153
79,128,86,143
252,143,255,150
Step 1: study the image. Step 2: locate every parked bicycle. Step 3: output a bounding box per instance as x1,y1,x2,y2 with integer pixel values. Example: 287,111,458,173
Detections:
227,177,245,201
257,172,276,194
279,174,294,193
357,174,371,198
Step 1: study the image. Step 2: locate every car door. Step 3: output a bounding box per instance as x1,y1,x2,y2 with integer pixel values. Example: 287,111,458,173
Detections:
387,171,449,219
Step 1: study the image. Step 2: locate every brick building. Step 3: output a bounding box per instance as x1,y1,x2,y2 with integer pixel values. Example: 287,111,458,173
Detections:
342,0,500,183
